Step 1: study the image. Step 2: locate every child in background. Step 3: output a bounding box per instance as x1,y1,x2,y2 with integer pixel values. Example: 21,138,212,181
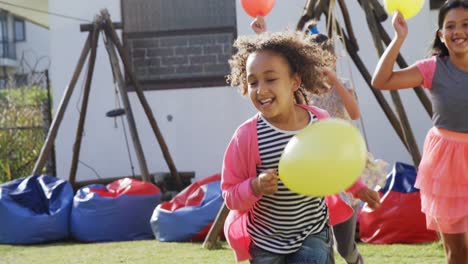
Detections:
303,23,389,194
309,33,366,264
371,1,468,263
309,29,387,264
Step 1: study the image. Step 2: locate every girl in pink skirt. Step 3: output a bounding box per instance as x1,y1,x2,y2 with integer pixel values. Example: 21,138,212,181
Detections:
372,1,468,263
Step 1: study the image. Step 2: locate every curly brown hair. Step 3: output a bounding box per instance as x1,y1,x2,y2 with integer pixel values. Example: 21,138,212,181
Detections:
226,30,336,101
310,33,335,55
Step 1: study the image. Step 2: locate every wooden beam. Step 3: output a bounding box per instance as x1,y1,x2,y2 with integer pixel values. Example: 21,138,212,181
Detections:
72,171,195,192
103,27,152,182
42,70,56,176
69,21,100,185
100,10,182,189
337,0,359,51
202,203,230,250
367,0,388,22
80,22,122,32
32,33,92,176
296,0,316,31
296,0,330,31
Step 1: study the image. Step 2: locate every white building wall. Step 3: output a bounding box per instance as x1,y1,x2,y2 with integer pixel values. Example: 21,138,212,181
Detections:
15,21,50,73
49,0,439,182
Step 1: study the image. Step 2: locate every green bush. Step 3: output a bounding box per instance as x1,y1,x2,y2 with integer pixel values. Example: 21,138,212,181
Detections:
0,86,49,184
0,85,48,106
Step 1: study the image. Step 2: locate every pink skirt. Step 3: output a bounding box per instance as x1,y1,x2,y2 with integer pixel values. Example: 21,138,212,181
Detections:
416,127,468,234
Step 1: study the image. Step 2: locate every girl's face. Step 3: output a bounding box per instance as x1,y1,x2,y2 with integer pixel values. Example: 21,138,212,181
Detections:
438,7,468,56
246,50,301,124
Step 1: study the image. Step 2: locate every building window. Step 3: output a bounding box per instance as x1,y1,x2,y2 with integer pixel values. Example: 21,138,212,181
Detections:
430,0,445,9
121,0,237,90
0,14,16,59
14,18,25,42
0,14,7,42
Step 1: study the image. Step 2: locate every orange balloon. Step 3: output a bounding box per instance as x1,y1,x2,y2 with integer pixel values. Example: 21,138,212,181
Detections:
240,0,275,18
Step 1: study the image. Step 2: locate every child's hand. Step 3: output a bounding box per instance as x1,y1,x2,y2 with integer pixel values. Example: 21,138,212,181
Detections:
251,15,267,34
251,169,278,195
392,11,408,39
355,187,381,210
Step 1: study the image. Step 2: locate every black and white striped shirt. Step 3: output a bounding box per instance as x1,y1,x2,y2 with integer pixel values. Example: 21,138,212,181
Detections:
247,112,329,254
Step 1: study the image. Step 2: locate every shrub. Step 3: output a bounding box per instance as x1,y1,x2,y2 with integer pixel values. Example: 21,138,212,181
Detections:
0,86,49,184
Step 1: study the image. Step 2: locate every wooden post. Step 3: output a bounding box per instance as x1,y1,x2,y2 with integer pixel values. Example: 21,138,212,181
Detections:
32,33,92,176
41,102,52,174
336,0,358,51
296,0,316,31
367,0,388,22
102,30,151,182
101,10,182,189
202,203,230,250
44,70,57,177
326,0,335,37
389,91,422,166
69,21,100,186
297,0,329,31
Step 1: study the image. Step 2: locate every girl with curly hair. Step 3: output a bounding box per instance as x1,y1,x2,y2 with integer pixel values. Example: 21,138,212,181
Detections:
221,30,373,264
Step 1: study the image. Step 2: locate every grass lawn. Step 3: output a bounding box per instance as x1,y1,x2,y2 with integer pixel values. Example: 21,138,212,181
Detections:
0,240,445,264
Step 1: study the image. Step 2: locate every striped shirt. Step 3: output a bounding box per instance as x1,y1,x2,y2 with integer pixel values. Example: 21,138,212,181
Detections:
247,112,329,254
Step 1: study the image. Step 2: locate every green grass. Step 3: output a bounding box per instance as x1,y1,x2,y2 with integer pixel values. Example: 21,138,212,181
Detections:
0,240,445,264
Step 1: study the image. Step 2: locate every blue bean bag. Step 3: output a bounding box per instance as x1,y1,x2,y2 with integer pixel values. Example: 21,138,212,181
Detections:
0,175,73,244
71,178,161,242
150,174,223,242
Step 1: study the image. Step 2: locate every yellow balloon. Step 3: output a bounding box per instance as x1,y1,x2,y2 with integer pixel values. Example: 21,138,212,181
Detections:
384,0,425,20
278,118,367,196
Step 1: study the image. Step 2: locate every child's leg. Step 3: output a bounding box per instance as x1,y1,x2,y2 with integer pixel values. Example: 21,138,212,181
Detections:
249,242,286,264
440,232,468,264
287,225,335,264
332,209,361,264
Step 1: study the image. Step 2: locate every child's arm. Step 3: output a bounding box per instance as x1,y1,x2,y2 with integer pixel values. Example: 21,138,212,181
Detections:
371,12,423,90
345,179,381,210
251,15,267,34
222,126,278,211
355,187,381,210
322,68,360,120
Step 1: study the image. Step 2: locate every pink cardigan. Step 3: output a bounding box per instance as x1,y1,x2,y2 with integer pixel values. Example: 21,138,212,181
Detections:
221,104,366,262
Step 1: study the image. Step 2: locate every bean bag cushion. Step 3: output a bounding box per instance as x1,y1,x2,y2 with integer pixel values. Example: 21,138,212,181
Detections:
71,178,161,242
150,174,223,242
359,162,439,244
0,175,73,244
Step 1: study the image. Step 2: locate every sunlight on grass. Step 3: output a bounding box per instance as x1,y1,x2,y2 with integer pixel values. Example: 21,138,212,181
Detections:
0,240,444,264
